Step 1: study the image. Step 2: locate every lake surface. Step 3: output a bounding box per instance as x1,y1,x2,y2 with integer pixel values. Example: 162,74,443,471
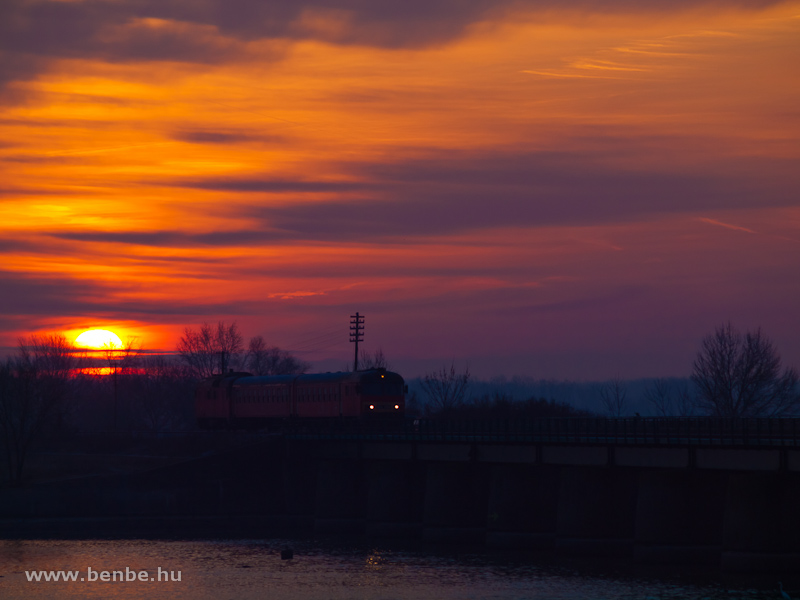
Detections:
0,538,788,600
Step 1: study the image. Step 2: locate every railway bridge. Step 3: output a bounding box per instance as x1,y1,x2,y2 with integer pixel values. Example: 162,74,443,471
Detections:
280,417,800,572
2,417,799,573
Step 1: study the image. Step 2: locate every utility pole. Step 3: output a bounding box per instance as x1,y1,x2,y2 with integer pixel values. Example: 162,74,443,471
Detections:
350,312,364,371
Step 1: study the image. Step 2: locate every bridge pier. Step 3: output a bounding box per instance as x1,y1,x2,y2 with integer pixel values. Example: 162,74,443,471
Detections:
423,462,490,543
313,459,366,534
555,466,637,556
281,443,318,531
486,464,559,549
634,470,725,565
365,460,425,538
721,472,800,572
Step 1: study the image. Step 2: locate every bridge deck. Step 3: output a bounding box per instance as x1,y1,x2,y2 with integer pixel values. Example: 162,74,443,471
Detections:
282,417,800,446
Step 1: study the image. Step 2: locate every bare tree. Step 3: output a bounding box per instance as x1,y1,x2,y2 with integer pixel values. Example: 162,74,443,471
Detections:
357,348,389,371
691,322,800,417
103,336,142,374
420,363,471,416
0,334,77,482
645,378,674,417
104,336,142,430
129,356,195,431
644,378,694,417
674,381,695,417
246,336,309,375
176,321,244,378
599,376,628,417
246,335,269,375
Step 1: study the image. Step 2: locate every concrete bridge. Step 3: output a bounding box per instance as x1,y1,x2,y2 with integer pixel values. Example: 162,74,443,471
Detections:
284,417,800,573
2,418,799,573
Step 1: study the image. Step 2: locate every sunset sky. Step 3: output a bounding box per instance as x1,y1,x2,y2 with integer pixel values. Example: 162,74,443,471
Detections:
1,0,799,379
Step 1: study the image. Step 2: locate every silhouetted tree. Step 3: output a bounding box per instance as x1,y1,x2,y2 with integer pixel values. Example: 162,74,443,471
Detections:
405,389,421,417
246,335,308,375
420,363,471,416
344,348,389,372
645,378,674,417
446,392,594,419
599,376,628,417
691,322,800,417
103,336,142,430
176,321,244,378
675,381,695,417
102,336,141,374
0,334,78,482
127,356,195,431
645,378,695,417
358,348,389,370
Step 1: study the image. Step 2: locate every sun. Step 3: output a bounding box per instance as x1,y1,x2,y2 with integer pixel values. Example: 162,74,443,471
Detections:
74,329,123,350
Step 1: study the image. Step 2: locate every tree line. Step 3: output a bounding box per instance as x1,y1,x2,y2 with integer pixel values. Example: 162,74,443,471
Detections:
175,321,309,378
411,363,593,419
592,323,799,418
1,320,798,483
0,322,309,483
414,322,800,419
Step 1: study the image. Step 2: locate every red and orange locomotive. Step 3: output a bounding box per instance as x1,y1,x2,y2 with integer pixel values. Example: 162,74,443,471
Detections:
196,368,406,428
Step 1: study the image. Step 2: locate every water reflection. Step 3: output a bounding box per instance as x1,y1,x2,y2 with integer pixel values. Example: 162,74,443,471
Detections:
0,539,787,600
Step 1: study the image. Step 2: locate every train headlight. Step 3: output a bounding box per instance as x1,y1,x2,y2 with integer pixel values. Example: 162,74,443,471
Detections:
394,404,399,409
369,404,375,410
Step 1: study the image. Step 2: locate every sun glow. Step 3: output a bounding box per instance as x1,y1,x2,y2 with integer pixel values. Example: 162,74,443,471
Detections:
74,329,123,350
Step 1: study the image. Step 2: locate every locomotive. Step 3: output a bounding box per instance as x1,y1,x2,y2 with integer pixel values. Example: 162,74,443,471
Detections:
196,368,407,428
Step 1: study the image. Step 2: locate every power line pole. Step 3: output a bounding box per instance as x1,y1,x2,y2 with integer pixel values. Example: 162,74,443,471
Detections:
350,312,364,371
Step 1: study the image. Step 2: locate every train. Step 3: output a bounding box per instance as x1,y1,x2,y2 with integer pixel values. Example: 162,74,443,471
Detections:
196,368,407,428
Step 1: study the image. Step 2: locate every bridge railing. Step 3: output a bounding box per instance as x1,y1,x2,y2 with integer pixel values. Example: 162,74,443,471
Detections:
281,417,800,446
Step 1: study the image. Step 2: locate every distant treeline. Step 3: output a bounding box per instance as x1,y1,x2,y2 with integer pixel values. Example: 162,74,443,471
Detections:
424,391,595,419
407,324,800,419
407,376,691,418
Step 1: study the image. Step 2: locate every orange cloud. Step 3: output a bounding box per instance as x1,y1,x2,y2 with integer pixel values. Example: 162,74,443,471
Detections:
1,1,799,377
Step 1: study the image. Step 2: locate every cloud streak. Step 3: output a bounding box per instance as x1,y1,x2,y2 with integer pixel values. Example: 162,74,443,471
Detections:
0,0,790,92
697,217,757,234
1,0,799,378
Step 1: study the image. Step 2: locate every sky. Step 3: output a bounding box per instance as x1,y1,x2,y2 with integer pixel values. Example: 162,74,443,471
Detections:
1,0,799,380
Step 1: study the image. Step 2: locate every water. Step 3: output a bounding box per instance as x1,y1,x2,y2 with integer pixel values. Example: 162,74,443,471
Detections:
0,538,786,600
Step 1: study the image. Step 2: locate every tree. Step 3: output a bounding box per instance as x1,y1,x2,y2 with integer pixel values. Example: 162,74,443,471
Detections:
356,348,389,371
447,392,594,419
245,336,308,375
691,322,800,417
645,378,695,417
645,378,674,417
598,376,628,417
0,334,78,482
176,321,244,378
102,336,141,374
674,382,695,417
103,336,142,430
128,356,195,431
420,363,471,416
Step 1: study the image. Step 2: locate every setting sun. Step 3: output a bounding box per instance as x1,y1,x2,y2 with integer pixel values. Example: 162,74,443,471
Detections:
74,329,123,350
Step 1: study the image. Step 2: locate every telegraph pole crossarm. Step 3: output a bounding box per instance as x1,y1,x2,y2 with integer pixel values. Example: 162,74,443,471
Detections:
349,312,365,371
